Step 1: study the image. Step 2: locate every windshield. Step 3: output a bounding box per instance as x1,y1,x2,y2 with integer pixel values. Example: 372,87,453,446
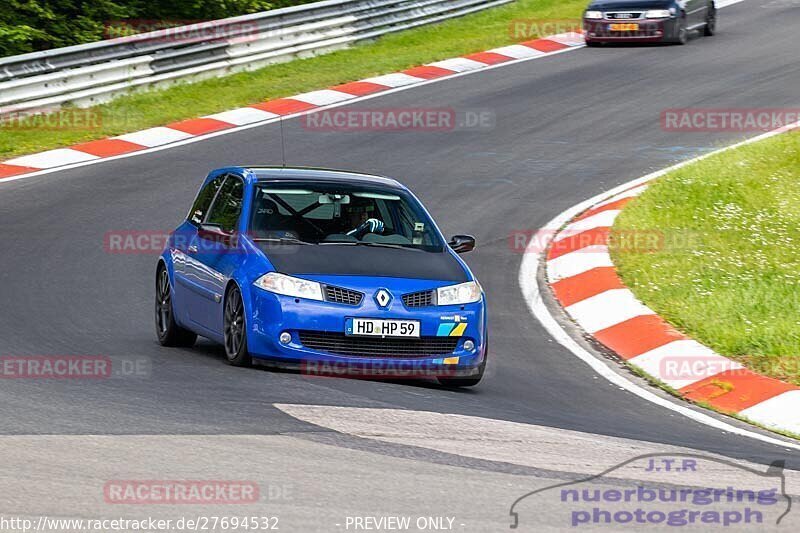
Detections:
248,182,445,252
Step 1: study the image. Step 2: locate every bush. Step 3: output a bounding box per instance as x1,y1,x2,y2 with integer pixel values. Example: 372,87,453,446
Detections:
0,0,313,57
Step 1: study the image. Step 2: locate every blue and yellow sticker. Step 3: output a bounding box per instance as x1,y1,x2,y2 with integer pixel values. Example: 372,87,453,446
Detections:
437,314,468,337
437,322,467,337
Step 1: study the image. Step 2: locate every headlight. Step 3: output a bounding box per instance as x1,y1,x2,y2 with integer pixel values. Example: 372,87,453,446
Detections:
584,10,603,19
437,281,482,306
254,272,323,301
645,9,672,18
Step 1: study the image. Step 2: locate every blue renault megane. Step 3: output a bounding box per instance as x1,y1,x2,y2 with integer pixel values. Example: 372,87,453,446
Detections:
156,167,487,386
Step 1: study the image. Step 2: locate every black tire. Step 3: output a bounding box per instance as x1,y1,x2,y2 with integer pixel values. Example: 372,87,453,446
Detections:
156,264,197,347
585,40,602,48
223,284,251,367
704,5,716,36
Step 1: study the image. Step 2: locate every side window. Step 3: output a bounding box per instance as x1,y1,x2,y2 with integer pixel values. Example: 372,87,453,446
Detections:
206,176,244,233
188,175,225,225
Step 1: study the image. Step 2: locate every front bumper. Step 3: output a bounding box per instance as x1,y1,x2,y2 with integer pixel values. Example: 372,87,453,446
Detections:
584,17,680,43
246,279,487,378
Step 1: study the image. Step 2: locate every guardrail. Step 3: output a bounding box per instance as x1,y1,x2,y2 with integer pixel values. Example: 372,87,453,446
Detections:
0,0,511,116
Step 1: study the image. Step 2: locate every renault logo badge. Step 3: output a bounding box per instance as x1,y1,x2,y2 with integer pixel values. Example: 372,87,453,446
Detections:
374,289,392,308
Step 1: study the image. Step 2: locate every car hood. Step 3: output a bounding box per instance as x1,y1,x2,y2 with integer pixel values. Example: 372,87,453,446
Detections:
588,0,673,10
256,243,469,282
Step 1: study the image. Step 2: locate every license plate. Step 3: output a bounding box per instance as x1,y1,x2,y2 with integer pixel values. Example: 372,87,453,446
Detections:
346,318,420,338
610,23,639,31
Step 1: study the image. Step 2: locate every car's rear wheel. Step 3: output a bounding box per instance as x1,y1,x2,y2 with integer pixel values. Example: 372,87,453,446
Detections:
585,39,602,48
156,265,197,347
223,284,251,367
704,5,716,36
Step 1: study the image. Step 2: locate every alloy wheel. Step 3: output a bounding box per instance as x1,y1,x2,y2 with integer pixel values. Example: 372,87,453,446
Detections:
156,268,172,337
224,286,245,359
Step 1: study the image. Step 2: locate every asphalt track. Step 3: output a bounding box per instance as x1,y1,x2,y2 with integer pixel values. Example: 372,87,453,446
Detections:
1,1,800,530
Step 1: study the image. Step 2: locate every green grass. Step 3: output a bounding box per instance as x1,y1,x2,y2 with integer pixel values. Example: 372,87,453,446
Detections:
0,0,586,159
611,132,800,385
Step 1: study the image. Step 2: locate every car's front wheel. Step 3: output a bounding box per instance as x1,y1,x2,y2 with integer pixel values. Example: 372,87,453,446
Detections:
156,265,197,347
223,284,251,367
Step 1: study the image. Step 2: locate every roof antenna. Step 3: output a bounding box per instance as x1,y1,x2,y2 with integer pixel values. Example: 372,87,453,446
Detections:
279,116,287,168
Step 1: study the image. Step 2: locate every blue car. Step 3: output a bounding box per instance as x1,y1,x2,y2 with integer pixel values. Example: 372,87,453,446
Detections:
156,167,487,386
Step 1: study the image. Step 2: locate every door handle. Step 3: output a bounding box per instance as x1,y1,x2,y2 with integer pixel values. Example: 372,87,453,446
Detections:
187,245,198,254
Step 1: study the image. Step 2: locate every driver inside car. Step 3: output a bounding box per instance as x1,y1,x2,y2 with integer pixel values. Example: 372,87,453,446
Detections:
343,203,385,240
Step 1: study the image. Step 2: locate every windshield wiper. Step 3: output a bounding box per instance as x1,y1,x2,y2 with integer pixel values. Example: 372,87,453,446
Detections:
253,237,314,246
323,241,419,250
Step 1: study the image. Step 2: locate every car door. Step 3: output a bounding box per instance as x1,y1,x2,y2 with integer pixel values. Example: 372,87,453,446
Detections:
172,174,225,328
185,174,245,334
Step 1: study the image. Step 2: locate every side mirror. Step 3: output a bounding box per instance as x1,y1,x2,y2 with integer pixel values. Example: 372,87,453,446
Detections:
448,234,476,254
198,224,237,247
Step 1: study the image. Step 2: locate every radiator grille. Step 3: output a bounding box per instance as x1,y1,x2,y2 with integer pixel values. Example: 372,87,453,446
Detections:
298,331,459,358
402,290,435,308
606,12,643,20
324,285,363,306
